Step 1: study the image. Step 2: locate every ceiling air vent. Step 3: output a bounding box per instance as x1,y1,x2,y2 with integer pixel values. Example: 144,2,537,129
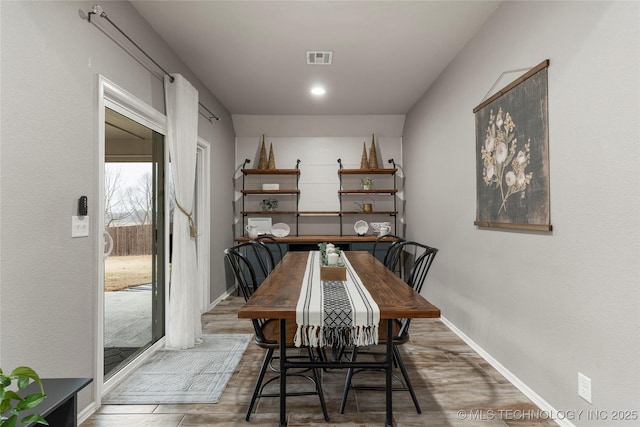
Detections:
307,51,333,65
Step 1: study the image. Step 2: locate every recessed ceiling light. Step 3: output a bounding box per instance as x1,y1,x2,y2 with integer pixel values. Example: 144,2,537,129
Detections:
311,86,326,96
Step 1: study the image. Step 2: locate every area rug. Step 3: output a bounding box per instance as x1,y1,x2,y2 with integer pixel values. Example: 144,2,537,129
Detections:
103,334,252,404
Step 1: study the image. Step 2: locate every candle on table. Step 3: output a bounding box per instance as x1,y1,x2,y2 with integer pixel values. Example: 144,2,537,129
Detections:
327,252,339,265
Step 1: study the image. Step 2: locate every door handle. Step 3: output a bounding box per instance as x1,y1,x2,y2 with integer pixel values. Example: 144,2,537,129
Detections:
103,230,114,258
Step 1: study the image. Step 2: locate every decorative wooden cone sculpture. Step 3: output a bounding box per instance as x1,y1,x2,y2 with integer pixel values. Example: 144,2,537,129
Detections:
368,134,379,169
360,142,369,169
267,143,276,169
258,135,268,169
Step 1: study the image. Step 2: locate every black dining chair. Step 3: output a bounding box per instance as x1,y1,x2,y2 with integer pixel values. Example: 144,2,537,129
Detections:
233,240,275,289
224,245,329,421
384,238,430,280
339,242,438,415
372,233,405,273
253,235,284,265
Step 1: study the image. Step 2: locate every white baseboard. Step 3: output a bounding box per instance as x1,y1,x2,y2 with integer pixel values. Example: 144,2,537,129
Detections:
78,402,96,426
206,286,237,312
440,316,575,427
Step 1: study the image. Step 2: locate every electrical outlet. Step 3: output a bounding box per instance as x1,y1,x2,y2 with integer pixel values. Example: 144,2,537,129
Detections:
72,215,90,238
578,372,592,403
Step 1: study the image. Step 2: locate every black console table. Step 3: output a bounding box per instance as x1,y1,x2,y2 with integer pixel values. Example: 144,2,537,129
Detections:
18,377,92,427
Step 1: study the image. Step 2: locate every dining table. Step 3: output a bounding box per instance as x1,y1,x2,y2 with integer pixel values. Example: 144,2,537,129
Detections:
237,250,441,427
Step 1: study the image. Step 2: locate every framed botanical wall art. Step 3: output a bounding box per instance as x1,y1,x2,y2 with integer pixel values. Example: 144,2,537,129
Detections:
473,59,552,231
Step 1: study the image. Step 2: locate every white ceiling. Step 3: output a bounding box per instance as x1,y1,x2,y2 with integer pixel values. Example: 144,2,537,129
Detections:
131,1,501,116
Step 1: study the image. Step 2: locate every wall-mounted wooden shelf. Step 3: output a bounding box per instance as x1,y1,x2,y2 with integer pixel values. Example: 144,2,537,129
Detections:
242,211,299,215
242,168,300,175
338,189,398,194
336,164,398,236
241,189,300,195
338,168,397,175
236,161,402,238
240,166,301,236
340,211,398,215
298,211,341,216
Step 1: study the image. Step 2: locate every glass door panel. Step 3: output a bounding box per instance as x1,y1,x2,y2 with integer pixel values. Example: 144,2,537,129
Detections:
103,108,165,379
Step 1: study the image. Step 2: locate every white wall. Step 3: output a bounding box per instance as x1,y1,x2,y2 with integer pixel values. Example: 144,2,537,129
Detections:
233,115,404,237
403,1,639,423
0,0,235,412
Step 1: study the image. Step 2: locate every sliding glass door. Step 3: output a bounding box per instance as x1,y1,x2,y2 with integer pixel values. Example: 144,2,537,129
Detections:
103,107,165,379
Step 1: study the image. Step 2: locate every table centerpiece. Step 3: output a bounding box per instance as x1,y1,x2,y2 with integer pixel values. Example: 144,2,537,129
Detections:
318,242,346,281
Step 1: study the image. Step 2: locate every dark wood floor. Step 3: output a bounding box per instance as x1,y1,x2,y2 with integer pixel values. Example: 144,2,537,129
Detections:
82,294,558,426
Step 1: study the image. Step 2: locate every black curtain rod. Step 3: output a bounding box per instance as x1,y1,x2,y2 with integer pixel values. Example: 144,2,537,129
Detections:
88,5,220,122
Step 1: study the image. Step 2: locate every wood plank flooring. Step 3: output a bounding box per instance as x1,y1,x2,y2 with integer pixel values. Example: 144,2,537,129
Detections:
82,294,558,426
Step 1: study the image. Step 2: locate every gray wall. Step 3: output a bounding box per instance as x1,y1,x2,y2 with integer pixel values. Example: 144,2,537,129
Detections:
402,1,639,422
0,0,235,411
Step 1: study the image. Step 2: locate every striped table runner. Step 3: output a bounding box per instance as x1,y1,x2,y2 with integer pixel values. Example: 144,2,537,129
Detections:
294,251,380,348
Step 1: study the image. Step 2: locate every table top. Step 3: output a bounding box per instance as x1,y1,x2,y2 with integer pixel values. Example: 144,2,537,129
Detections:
237,251,440,320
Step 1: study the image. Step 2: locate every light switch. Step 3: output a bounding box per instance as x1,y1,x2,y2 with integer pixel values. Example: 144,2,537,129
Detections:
72,216,89,238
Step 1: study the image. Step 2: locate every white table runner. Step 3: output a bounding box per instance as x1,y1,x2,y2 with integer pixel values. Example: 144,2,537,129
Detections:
294,251,380,347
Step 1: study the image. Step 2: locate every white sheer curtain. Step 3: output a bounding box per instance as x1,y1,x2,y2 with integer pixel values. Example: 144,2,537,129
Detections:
164,74,202,349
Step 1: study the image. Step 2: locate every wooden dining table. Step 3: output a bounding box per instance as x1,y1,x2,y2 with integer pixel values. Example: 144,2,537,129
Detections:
237,250,441,426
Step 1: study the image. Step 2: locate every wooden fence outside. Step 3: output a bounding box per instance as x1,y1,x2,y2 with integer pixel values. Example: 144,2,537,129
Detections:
107,224,153,256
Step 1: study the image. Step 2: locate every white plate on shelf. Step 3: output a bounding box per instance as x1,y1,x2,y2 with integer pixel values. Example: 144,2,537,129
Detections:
354,220,369,236
271,222,290,237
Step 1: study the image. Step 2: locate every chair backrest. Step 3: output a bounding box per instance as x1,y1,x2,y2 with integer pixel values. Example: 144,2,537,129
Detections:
224,246,270,342
405,245,438,293
224,246,260,301
385,240,437,287
372,234,405,265
233,241,275,285
254,235,284,265
383,238,414,278
395,242,438,338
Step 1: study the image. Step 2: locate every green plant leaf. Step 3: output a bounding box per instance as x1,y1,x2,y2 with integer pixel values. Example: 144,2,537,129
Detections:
1,414,18,427
3,391,21,402
15,377,28,391
0,376,10,388
10,367,39,381
0,398,10,413
21,414,49,426
16,393,44,411
10,367,43,395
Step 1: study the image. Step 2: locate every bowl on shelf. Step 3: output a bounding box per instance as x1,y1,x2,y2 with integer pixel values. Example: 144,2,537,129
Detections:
271,222,290,238
354,220,369,236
